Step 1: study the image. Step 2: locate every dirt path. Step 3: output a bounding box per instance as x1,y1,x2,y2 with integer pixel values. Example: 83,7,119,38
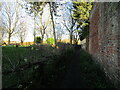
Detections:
54,49,114,88
29,48,114,88
57,50,86,88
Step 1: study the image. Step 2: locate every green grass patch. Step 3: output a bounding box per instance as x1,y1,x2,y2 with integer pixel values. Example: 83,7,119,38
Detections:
2,47,31,71
2,45,75,88
79,49,115,88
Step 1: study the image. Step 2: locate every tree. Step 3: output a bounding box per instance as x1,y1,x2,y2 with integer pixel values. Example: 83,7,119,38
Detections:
62,2,77,44
17,19,27,45
25,1,59,46
23,1,46,44
1,1,20,45
72,29,80,45
72,2,92,40
56,30,63,41
35,36,42,44
48,2,57,46
36,4,50,44
23,1,61,46
0,26,7,42
0,15,7,42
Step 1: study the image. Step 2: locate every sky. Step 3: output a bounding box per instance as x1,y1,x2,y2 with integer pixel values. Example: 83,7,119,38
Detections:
0,0,72,42
1,0,34,42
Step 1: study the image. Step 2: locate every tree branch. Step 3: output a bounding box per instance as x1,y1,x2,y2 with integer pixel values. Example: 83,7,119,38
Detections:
61,22,70,32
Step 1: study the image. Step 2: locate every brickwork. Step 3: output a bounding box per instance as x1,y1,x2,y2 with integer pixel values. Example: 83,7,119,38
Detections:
89,2,120,87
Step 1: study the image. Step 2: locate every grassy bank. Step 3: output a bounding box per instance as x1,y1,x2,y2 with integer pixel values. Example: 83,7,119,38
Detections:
2,44,75,88
2,45,115,88
78,49,115,88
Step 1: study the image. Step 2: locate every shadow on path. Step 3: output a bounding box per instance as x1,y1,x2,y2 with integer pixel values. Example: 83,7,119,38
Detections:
53,49,114,88
58,50,86,88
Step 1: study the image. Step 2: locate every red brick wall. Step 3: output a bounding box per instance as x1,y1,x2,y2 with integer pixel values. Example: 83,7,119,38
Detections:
89,2,120,87
89,3,100,55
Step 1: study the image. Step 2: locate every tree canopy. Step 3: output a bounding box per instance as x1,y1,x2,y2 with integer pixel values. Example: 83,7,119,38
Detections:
72,2,92,40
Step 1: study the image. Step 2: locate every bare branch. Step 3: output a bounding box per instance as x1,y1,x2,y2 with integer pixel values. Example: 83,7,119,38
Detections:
1,1,20,44
61,22,70,32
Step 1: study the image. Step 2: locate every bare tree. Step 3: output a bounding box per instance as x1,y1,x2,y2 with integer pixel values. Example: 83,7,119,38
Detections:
55,23,64,41
0,16,7,41
17,19,27,45
0,26,7,42
0,2,5,44
36,6,51,44
62,2,77,44
22,1,46,44
1,1,20,45
48,2,57,46
0,19,7,43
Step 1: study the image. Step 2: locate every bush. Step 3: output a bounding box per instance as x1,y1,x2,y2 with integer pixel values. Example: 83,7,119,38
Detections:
46,38,54,45
35,37,42,44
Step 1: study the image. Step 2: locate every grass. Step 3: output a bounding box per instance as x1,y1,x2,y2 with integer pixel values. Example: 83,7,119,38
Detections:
78,49,115,88
2,45,115,88
2,47,30,71
2,44,75,88
2,47,33,88
25,45,76,88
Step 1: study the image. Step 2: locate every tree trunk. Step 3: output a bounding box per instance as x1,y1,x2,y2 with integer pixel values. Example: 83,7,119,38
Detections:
70,31,72,45
41,38,43,44
41,28,46,44
34,14,36,45
41,34,44,44
33,33,36,45
74,39,78,45
21,40,23,45
49,2,57,47
8,33,11,45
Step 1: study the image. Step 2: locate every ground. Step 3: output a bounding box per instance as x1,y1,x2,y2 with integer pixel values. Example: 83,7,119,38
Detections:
52,49,115,88
2,45,115,88
59,50,85,88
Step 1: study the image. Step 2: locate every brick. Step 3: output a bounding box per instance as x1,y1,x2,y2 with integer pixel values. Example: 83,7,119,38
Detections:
89,2,120,87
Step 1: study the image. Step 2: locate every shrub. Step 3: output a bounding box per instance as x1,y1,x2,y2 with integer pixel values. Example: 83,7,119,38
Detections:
46,38,54,45
35,37,42,44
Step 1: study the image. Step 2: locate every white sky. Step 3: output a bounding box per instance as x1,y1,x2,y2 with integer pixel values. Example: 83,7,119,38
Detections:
1,0,71,42
1,0,34,42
